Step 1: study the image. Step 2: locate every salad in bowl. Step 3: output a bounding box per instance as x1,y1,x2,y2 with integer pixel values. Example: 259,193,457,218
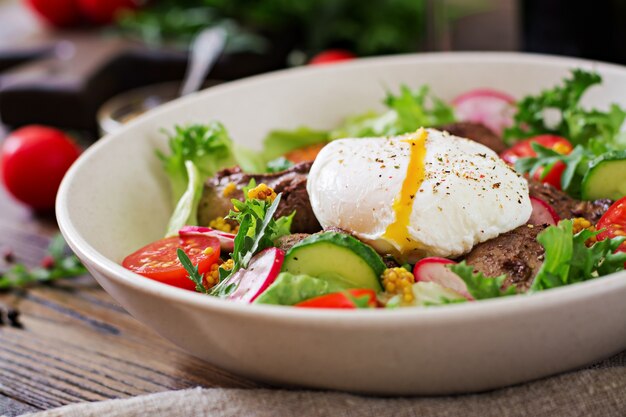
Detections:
122,68,626,310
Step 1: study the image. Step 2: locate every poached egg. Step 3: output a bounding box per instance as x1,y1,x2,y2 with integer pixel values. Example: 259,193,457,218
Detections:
307,128,531,262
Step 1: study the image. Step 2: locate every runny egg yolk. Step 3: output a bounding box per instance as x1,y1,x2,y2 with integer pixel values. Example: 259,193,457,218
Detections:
383,128,428,255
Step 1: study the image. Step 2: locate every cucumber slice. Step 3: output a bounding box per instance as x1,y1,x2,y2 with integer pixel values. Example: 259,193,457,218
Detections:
282,232,385,291
582,151,626,200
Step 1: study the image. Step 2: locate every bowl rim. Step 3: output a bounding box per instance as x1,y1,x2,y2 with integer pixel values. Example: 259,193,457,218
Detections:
57,51,626,324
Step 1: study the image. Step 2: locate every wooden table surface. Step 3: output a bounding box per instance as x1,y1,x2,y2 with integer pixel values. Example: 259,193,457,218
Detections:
0,182,261,416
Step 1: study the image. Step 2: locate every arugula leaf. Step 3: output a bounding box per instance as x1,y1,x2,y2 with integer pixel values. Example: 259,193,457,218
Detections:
449,262,516,300
0,234,87,290
210,189,293,297
515,144,591,195
176,248,208,294
530,220,626,292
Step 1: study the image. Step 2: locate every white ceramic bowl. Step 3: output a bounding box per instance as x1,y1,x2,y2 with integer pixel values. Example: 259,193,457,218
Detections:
57,52,626,395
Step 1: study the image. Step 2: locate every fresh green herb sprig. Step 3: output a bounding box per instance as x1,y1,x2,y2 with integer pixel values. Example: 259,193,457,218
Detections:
157,122,237,208
503,69,626,146
530,220,626,292
210,184,293,297
176,248,209,294
158,122,268,236
0,234,87,290
449,262,516,300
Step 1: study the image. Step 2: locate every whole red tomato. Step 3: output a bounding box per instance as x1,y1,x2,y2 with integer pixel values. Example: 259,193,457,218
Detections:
1,126,81,211
77,0,138,24
25,0,81,27
309,49,356,65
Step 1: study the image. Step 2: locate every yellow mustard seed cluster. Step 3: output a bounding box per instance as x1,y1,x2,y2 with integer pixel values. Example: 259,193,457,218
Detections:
382,267,415,303
572,217,597,246
247,183,277,203
222,182,237,197
209,216,238,234
204,264,220,289
221,259,234,271
203,259,235,290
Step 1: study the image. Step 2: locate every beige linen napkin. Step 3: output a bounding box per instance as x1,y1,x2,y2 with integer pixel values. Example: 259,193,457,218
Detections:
20,352,626,417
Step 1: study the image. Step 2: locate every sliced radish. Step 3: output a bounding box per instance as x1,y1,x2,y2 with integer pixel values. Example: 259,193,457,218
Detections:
227,247,285,303
529,197,560,226
413,257,473,300
179,226,235,253
452,88,516,135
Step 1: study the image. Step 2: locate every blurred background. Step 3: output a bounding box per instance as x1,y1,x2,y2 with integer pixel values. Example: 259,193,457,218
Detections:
4,0,624,141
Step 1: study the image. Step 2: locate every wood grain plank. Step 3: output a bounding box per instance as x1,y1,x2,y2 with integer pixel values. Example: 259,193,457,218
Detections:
0,392,38,417
0,274,262,412
0,143,262,413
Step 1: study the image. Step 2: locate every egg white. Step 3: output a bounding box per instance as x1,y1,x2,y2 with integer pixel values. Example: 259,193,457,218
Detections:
307,129,532,261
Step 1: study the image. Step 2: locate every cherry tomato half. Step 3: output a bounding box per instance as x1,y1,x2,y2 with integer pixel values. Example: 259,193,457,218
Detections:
309,49,356,65
596,197,626,253
1,125,81,210
500,135,573,190
295,289,377,309
122,235,220,291
532,160,568,190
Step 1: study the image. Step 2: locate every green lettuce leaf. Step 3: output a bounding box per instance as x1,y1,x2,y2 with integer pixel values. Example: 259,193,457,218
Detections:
385,282,467,308
261,128,329,162
530,219,626,292
254,272,349,305
330,85,455,139
165,160,202,237
157,122,237,208
449,262,516,300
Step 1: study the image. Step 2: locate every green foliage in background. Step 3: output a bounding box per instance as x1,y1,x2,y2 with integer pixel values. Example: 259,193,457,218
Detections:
117,0,428,56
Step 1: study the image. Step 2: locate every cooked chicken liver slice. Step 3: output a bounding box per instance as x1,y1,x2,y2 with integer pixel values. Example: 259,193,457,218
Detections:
197,162,322,234
463,224,547,291
527,180,612,223
437,121,507,154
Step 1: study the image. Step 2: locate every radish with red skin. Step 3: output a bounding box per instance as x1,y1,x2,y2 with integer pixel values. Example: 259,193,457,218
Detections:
179,226,235,252
452,88,516,135
528,197,560,226
227,247,285,303
413,257,473,300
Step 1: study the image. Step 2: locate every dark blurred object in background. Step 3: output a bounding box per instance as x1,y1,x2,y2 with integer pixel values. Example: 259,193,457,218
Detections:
522,0,626,64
